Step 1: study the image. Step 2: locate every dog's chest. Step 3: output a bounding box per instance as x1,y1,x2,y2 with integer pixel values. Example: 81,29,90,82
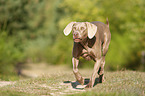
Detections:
81,48,95,61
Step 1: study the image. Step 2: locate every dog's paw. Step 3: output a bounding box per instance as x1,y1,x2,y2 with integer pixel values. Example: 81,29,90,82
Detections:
77,77,84,85
85,83,93,88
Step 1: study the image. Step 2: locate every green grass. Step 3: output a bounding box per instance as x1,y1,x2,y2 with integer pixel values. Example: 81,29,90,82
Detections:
0,90,34,96
68,71,145,96
0,74,19,81
0,67,144,96
67,92,138,96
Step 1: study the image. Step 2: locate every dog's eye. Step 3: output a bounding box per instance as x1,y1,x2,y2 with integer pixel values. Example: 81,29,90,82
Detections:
80,27,85,30
73,27,76,31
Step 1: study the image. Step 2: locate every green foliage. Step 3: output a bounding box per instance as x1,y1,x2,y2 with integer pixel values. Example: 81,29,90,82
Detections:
105,33,133,70
0,0,57,76
0,31,25,75
45,34,73,64
56,0,103,30
0,0,145,78
99,0,145,70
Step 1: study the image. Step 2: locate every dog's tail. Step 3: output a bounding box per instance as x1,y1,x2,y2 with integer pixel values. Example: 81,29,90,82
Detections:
106,18,109,28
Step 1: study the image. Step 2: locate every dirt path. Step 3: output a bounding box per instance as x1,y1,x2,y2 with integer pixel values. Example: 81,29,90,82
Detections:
21,63,71,78
0,81,15,87
0,80,86,96
20,63,89,95
38,81,86,95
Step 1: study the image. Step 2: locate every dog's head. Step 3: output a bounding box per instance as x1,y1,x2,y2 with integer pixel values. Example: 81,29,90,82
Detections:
63,22,97,42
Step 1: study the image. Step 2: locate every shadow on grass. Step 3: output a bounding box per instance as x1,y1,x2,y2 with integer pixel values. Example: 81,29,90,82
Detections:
63,77,102,90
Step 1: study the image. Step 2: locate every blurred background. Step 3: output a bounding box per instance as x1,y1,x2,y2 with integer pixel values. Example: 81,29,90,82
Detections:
0,0,144,80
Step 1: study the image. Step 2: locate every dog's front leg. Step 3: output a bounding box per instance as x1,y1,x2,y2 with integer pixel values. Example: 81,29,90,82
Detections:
85,58,102,88
72,57,84,85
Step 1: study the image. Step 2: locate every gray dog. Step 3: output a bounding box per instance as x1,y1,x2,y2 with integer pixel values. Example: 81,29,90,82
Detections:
63,19,111,88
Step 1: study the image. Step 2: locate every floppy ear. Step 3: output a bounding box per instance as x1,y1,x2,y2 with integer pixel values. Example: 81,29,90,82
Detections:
86,22,97,39
63,22,76,36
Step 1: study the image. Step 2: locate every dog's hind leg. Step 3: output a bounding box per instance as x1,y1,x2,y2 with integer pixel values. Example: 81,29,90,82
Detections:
98,56,105,83
98,32,111,83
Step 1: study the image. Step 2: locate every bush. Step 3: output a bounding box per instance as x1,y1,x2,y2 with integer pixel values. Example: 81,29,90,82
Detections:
0,31,25,75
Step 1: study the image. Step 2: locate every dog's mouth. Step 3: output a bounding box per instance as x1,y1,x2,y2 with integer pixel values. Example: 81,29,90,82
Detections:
73,38,82,42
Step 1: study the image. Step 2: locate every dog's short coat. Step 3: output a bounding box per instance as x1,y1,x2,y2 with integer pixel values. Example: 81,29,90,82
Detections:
64,19,111,88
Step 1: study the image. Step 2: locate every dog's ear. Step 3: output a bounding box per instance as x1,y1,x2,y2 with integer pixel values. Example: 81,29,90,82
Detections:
86,22,97,39
63,22,76,36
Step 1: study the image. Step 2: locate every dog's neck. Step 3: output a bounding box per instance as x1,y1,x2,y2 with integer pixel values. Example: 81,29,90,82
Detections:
80,37,89,50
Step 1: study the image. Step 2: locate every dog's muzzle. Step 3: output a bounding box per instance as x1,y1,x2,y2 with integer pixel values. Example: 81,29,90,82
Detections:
73,38,82,42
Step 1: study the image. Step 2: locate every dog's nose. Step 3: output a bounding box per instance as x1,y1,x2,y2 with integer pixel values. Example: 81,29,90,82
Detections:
74,32,78,36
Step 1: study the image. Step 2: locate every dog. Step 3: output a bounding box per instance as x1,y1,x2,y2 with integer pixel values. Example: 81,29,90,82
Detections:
63,18,111,88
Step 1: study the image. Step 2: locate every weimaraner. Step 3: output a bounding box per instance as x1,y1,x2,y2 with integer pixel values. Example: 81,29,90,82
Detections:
63,18,111,88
